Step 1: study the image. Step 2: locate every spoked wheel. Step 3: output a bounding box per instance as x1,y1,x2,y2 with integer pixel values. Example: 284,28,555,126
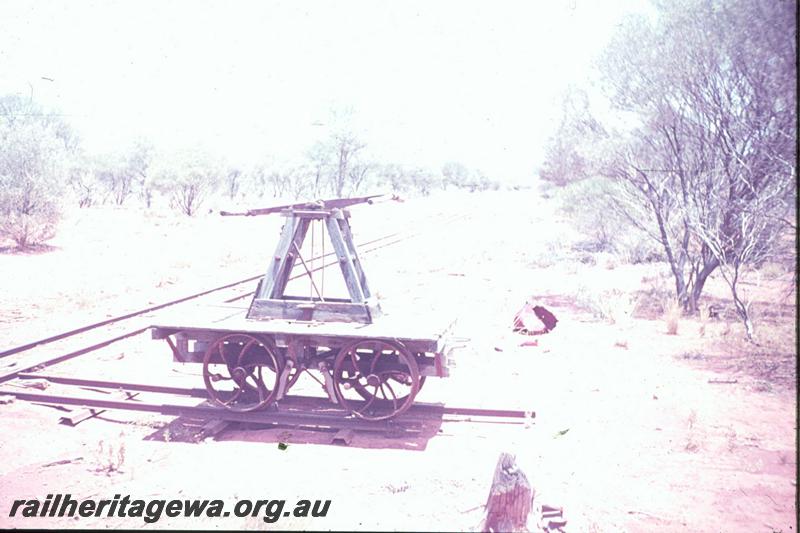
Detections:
332,339,420,421
202,333,281,412
352,373,426,403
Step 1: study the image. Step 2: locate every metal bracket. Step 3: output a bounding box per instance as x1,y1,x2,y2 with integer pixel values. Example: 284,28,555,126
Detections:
319,363,338,404
276,361,294,401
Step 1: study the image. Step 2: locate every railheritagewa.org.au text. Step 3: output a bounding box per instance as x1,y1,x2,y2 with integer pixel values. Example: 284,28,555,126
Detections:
8,494,331,523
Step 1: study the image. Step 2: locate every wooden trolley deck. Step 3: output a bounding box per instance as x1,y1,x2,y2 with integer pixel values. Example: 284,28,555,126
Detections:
152,305,451,346
150,304,458,378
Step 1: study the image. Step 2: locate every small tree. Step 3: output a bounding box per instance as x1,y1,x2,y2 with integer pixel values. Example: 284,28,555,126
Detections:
306,141,331,198
602,135,721,313
470,171,493,193
348,161,373,195
408,167,439,195
128,140,154,208
688,173,795,340
329,132,366,197
0,95,77,248
154,149,219,216
266,170,289,198
540,87,607,186
224,166,242,200
246,164,270,198
441,161,470,189
266,165,312,200
67,152,99,208
94,153,135,206
581,0,797,320
286,167,313,200
376,163,410,194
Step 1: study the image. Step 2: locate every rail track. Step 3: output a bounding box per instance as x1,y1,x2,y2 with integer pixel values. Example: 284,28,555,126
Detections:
1,372,533,436
0,207,537,437
0,209,535,437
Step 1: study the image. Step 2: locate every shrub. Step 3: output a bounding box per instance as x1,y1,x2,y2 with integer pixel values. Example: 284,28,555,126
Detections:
0,95,76,248
558,177,661,262
574,285,637,324
664,299,681,335
153,148,220,216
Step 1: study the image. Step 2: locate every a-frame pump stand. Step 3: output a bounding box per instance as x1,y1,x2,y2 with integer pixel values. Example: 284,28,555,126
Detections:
247,204,381,324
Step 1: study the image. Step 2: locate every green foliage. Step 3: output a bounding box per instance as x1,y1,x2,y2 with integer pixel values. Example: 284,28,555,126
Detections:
94,153,136,206
91,141,155,207
152,148,220,216
128,140,155,207
0,95,78,247
557,177,661,263
67,155,100,208
375,164,478,196
441,161,499,192
441,161,470,189
545,0,795,320
539,87,608,187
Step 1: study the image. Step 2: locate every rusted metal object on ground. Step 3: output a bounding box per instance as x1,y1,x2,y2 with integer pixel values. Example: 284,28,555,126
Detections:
150,195,457,421
513,301,558,335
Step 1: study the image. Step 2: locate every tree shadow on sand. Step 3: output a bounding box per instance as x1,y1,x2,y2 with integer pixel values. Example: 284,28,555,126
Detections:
0,243,59,254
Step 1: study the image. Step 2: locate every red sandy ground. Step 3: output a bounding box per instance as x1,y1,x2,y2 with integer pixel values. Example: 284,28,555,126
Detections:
0,190,795,531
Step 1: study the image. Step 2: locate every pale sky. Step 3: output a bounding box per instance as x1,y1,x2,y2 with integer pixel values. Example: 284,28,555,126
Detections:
0,0,648,183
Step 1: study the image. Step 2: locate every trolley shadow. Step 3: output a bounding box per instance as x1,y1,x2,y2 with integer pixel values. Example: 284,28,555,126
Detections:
143,398,447,451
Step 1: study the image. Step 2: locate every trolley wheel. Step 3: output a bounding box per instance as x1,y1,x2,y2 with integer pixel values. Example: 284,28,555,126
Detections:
332,339,421,421
347,350,427,402
352,375,426,403
202,333,281,412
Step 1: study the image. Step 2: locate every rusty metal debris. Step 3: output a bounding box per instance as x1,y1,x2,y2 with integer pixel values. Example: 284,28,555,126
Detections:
513,301,558,336
539,504,568,532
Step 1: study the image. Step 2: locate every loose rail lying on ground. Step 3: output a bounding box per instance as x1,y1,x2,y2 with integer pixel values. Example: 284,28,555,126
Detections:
12,372,534,420
0,275,259,359
2,372,534,435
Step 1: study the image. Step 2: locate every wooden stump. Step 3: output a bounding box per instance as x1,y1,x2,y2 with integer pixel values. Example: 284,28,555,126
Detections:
482,452,534,532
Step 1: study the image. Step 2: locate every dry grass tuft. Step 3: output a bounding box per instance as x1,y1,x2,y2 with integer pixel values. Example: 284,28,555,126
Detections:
663,299,681,335
684,410,701,452
726,429,737,452
93,434,126,474
698,305,713,337
574,286,638,325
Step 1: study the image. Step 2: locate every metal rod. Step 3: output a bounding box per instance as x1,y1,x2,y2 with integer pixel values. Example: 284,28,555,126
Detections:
16,373,208,398
291,241,325,301
8,374,535,420
1,390,406,432
0,328,147,384
310,217,315,299
0,275,263,359
320,219,325,297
